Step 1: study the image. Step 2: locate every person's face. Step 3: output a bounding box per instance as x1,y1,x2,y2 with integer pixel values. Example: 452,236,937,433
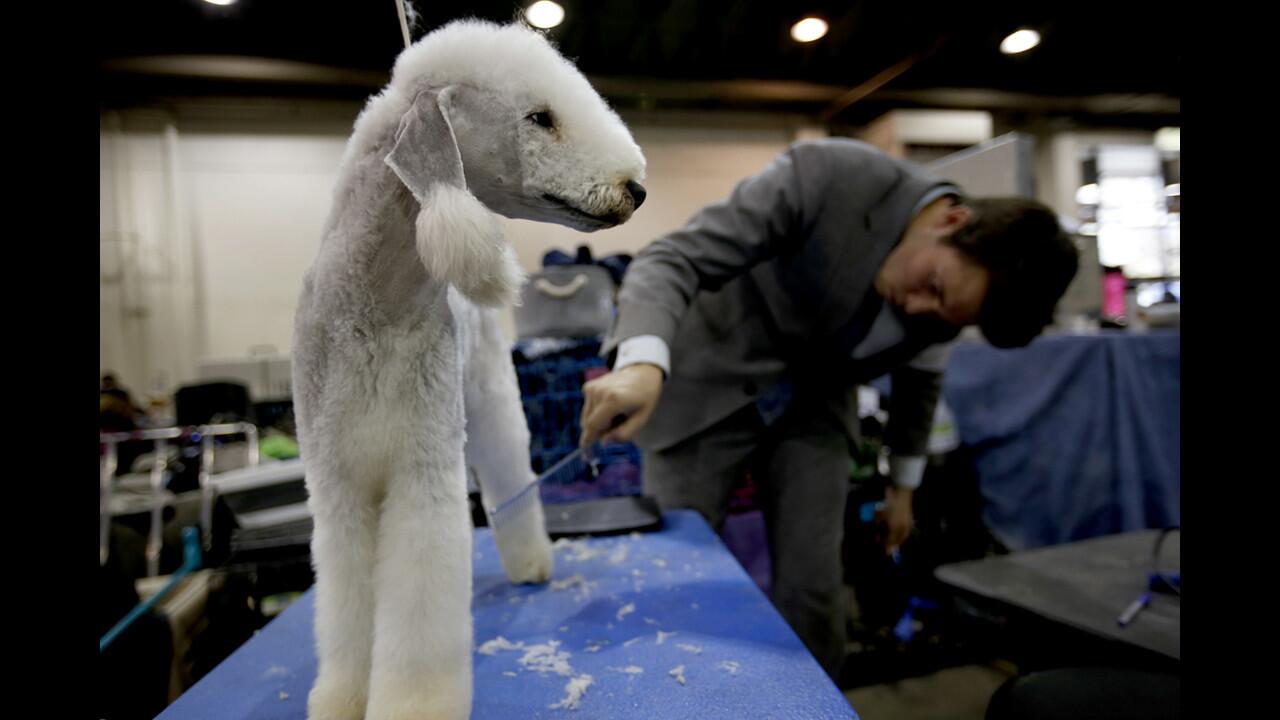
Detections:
876,202,989,327
887,244,991,326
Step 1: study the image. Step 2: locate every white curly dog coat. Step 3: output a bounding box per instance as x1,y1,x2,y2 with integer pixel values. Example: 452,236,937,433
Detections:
292,20,646,720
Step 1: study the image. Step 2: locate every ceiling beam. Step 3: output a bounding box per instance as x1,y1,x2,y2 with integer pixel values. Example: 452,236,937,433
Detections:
868,88,1180,116
101,56,390,88
100,55,1180,119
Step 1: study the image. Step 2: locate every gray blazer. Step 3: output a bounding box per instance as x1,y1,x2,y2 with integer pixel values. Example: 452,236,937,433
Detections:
604,138,959,454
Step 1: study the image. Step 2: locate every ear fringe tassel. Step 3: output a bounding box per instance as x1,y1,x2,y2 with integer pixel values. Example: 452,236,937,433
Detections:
416,183,526,307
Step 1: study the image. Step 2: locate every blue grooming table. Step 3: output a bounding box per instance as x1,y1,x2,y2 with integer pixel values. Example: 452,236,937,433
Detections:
158,510,857,719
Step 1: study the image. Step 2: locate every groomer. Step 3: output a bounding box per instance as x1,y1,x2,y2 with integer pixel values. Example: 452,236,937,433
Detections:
579,138,1079,676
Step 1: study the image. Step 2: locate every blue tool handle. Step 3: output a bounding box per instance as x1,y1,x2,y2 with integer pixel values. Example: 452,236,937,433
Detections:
101,527,202,652
1116,592,1151,627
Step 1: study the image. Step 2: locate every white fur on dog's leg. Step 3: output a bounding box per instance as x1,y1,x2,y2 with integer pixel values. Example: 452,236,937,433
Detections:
364,464,473,720
416,184,526,308
308,678,368,720
491,500,554,584
459,303,554,584
307,478,378,720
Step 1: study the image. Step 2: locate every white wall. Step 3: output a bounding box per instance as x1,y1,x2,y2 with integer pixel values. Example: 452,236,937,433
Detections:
106,100,1141,403
102,115,205,398
1035,129,1155,219
103,101,1152,401
100,104,806,398
179,133,348,360
890,109,993,147
851,109,993,159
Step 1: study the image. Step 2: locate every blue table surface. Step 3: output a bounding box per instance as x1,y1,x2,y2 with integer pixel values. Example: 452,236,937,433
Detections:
159,510,857,719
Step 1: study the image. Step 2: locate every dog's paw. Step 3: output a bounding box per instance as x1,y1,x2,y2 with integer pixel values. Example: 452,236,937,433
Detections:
307,677,367,720
366,679,470,720
366,697,469,720
492,504,554,584
499,531,553,584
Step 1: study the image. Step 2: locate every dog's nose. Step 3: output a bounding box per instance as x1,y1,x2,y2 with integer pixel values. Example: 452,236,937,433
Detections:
625,180,647,209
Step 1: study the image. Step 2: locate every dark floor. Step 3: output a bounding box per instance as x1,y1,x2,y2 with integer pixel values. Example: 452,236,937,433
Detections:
838,580,1014,720
844,662,1013,720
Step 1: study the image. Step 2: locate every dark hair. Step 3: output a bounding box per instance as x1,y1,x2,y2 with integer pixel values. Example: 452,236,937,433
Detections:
945,197,1079,348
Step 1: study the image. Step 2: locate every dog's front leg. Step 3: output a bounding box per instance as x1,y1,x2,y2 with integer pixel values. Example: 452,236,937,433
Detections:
307,471,378,720
365,455,473,720
462,305,554,584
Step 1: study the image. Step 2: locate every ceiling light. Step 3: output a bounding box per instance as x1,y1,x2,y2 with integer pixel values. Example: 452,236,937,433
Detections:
1000,28,1040,55
791,17,828,43
525,1,565,29
202,0,238,6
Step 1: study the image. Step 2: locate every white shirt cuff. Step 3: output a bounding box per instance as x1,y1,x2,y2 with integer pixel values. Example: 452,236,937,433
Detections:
615,335,670,377
890,455,927,490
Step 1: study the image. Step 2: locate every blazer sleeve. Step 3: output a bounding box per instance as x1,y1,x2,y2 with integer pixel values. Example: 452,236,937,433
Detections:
883,342,954,457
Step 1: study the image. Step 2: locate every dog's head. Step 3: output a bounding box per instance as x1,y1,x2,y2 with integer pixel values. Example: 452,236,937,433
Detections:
386,20,647,232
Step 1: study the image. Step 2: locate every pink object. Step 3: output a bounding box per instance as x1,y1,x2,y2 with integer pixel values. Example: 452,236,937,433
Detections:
1103,269,1127,319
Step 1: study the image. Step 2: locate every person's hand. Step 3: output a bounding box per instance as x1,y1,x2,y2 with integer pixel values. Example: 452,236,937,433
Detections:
580,364,664,448
877,486,915,555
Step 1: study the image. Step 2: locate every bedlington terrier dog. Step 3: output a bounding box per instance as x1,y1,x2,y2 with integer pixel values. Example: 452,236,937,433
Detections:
291,20,646,720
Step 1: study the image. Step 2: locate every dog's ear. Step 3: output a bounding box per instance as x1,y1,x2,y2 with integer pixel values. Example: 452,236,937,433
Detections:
385,88,466,201
384,88,525,308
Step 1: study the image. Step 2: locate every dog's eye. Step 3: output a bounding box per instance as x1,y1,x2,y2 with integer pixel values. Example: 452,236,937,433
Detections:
527,111,554,129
